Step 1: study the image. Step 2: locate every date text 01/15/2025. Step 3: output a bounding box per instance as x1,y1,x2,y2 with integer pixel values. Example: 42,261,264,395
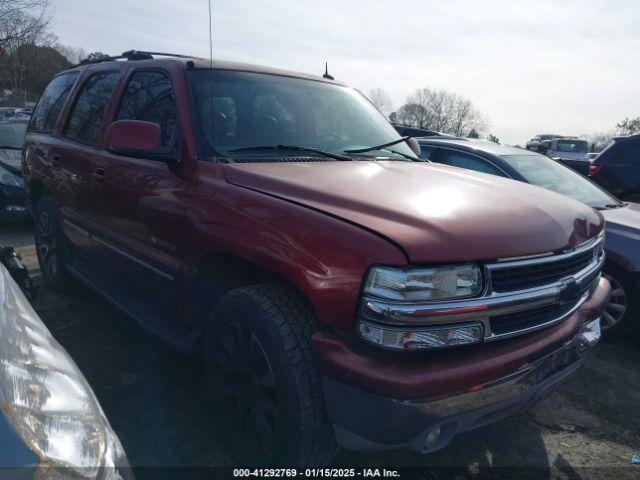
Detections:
233,469,400,478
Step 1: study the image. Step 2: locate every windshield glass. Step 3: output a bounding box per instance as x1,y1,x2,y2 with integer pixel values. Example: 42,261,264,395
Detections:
500,154,620,209
0,121,28,149
188,70,413,159
555,139,588,153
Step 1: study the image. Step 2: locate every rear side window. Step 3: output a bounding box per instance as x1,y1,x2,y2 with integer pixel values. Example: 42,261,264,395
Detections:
29,72,79,133
439,150,506,177
116,70,177,149
65,71,120,145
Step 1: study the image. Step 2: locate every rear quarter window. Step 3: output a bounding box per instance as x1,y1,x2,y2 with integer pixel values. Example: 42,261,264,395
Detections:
29,72,80,133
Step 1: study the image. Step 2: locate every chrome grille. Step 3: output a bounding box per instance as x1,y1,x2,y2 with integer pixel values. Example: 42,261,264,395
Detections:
490,249,594,292
488,238,602,294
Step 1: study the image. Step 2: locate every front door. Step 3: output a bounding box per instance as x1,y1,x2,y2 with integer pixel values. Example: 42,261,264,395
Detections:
90,69,188,314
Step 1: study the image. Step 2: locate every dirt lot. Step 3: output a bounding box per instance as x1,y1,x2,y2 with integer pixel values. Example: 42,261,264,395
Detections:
2,223,640,479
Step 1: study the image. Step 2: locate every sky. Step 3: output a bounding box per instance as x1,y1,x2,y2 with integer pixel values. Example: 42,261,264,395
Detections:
49,0,640,145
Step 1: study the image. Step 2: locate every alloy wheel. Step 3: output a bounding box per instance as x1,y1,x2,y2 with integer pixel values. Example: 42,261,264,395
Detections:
36,211,57,278
213,322,279,454
601,273,627,330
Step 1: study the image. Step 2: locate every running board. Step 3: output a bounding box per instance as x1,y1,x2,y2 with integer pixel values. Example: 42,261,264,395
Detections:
66,258,200,355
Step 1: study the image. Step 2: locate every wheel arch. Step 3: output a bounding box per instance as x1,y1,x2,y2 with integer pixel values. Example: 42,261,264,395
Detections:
193,251,319,328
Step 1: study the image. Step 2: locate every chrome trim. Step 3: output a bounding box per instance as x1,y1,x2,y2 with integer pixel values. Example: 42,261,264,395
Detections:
63,219,90,237
93,236,174,281
358,241,604,341
487,235,602,271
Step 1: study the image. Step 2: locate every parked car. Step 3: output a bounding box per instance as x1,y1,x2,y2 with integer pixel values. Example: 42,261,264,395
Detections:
540,137,591,175
24,51,609,466
0,260,131,478
418,137,637,336
0,118,30,222
392,124,443,138
589,135,640,202
525,133,562,152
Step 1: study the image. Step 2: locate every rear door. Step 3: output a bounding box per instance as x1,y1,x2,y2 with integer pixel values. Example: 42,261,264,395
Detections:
89,68,188,313
53,69,122,251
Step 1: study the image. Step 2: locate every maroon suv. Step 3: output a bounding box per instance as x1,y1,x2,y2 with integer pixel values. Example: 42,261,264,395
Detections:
23,52,610,466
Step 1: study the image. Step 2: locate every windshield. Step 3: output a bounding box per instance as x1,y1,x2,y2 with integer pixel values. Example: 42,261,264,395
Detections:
188,70,413,160
0,121,28,149
555,139,588,153
500,154,620,209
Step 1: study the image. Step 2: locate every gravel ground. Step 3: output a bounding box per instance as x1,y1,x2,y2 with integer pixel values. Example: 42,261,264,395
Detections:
2,224,639,479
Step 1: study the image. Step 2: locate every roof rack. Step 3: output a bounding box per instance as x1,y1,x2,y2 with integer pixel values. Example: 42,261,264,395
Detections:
67,50,195,69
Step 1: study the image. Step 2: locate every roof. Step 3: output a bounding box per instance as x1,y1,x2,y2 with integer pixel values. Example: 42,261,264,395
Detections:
417,137,535,156
64,51,343,85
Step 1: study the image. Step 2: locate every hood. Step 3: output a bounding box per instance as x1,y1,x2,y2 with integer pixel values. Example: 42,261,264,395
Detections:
602,202,640,233
224,161,604,263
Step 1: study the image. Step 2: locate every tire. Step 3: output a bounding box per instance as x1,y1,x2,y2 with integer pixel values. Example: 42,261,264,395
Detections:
34,195,72,291
203,283,338,466
601,263,640,339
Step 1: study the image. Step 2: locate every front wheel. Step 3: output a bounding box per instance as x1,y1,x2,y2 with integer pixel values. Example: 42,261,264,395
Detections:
203,284,338,466
601,264,639,338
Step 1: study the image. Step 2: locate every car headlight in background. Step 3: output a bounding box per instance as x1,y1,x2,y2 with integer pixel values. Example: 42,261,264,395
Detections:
0,164,24,188
364,264,482,302
0,264,132,479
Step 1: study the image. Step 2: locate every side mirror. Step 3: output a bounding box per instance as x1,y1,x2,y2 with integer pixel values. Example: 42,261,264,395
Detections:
106,120,161,157
406,137,421,157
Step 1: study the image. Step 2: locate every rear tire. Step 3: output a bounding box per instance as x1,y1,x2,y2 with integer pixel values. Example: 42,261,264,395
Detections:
601,264,640,339
34,195,72,292
203,284,338,466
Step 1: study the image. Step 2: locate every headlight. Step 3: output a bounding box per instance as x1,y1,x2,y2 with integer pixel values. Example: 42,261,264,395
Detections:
0,264,132,479
364,264,482,302
0,164,24,188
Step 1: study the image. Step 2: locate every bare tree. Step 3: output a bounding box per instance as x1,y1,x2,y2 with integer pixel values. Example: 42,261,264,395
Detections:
54,43,87,65
367,88,393,116
0,0,50,48
395,88,488,136
580,131,616,151
615,117,640,136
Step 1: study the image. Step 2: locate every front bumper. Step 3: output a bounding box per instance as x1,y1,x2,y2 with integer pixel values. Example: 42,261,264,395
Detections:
313,277,610,453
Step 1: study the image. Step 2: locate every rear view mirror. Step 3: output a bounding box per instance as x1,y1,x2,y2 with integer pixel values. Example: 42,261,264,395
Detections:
106,120,161,157
406,137,421,157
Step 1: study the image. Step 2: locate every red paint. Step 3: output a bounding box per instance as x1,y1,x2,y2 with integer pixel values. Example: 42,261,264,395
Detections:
106,120,160,152
23,57,610,404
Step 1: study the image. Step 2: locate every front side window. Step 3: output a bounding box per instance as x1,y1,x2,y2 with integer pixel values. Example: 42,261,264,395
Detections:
29,72,79,133
65,71,120,145
117,70,177,149
439,150,506,176
500,154,619,208
188,70,413,160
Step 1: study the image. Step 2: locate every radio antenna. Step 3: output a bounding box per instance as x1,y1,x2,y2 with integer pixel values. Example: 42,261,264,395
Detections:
207,0,216,159
323,62,334,80
208,0,213,69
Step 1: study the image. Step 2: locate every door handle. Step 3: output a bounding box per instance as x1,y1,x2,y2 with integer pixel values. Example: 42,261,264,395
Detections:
50,154,62,170
93,167,106,184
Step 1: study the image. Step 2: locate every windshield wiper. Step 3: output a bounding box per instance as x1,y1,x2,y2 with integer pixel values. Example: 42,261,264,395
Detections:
343,136,411,154
0,145,22,151
230,145,352,161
